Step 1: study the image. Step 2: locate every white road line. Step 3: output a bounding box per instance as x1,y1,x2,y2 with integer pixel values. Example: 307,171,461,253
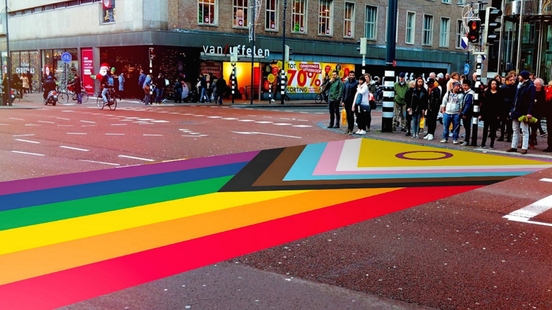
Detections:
504,194,552,227
231,131,301,139
13,134,35,137
0,123,8,126
111,123,128,126
207,116,223,119
151,120,169,123
118,155,155,162
67,132,87,135
143,134,163,137
9,117,24,120
222,117,238,120
292,125,313,128
80,120,96,124
540,178,552,183
182,134,208,137
60,146,89,152
37,120,55,124
56,117,70,120
105,133,125,136
58,125,74,127
11,150,45,156
79,159,120,166
238,119,255,122
24,124,40,127
255,121,273,124
14,139,40,144
272,123,292,126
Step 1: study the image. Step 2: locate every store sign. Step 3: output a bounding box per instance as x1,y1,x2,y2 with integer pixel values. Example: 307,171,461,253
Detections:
279,61,354,94
202,45,270,58
102,0,116,23
81,49,94,94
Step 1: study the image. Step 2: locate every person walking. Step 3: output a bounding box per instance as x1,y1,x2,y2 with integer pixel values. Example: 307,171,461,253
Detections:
327,71,343,128
407,77,428,138
341,71,358,134
479,79,503,149
543,81,552,152
529,78,545,149
138,69,146,102
393,72,409,132
425,78,441,141
22,74,29,96
143,74,153,105
506,70,536,154
118,70,125,99
215,75,227,105
155,73,165,104
440,82,463,144
69,70,83,104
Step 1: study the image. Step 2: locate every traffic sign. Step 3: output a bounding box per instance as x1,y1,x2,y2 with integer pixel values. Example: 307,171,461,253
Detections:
464,63,470,75
61,52,72,63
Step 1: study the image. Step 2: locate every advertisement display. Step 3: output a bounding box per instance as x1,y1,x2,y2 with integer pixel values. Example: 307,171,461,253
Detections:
263,61,355,94
81,49,94,94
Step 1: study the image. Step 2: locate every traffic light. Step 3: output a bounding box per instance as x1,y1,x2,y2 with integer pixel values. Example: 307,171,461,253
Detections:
467,19,481,44
284,45,292,62
484,7,502,45
357,37,367,55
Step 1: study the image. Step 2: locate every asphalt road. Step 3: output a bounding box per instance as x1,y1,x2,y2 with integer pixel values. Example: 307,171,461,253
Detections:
2,94,552,310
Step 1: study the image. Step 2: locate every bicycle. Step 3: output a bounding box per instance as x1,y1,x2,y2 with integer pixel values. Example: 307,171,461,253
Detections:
96,87,117,110
314,91,327,104
59,85,90,104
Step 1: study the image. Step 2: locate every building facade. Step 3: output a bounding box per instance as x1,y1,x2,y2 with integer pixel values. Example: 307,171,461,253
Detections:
1,0,481,100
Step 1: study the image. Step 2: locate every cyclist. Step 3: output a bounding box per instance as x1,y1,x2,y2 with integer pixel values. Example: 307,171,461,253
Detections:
69,69,83,104
101,67,115,105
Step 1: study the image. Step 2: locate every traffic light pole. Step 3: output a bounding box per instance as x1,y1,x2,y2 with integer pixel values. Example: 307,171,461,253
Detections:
280,0,287,105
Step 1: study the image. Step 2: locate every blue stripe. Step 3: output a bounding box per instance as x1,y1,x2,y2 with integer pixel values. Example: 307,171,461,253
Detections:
0,162,246,212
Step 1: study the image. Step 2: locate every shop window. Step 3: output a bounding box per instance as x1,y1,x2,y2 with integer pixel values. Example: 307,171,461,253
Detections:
265,0,278,31
233,0,248,28
318,0,333,36
291,0,306,33
343,2,354,38
198,0,217,25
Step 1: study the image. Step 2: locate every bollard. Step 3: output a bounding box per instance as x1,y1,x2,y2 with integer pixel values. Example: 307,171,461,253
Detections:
381,70,395,132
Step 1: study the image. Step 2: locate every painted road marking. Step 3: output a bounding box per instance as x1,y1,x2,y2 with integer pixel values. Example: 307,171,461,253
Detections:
37,120,55,124
56,117,70,121
67,132,86,135
272,123,292,126
105,133,125,136
80,120,96,124
24,124,40,127
540,178,552,183
14,139,40,144
504,195,552,227
11,151,45,157
60,146,89,152
79,159,120,166
9,117,24,120
143,134,163,137
231,131,301,139
118,155,155,162
292,125,313,128
13,134,35,137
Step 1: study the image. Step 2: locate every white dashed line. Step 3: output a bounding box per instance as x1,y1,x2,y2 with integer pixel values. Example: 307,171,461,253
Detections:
111,123,128,126
540,178,552,183
79,159,120,166
24,124,40,127
9,117,24,121
292,124,313,128
13,134,35,137
272,123,292,126
255,121,273,124
118,155,155,162
207,116,223,119
231,131,301,139
238,119,256,122
37,120,55,124
60,146,89,152
143,134,163,137
222,117,238,120
14,139,40,144
80,120,96,124
105,133,125,136
11,150,45,156
67,132,87,135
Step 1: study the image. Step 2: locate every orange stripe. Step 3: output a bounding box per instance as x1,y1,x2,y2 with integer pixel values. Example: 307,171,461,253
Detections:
0,188,396,285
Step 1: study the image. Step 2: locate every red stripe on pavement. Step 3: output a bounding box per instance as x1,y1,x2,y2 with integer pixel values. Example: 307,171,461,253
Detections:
0,185,479,310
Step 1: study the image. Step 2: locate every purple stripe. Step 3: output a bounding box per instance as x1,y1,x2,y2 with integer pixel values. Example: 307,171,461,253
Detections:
0,151,259,196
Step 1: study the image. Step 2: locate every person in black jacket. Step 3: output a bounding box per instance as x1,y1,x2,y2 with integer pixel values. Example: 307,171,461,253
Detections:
215,76,227,105
406,77,428,138
425,78,441,141
480,79,503,149
498,73,516,142
506,71,535,154
341,71,359,134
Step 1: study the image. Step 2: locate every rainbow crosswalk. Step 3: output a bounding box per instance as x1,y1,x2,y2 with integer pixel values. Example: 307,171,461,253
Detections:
1,138,551,309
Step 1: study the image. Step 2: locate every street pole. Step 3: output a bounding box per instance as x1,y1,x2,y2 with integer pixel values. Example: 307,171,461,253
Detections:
280,0,287,105
381,0,397,132
249,0,256,105
4,0,11,106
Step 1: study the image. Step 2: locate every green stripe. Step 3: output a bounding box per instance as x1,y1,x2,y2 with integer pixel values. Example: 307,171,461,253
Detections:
0,176,232,231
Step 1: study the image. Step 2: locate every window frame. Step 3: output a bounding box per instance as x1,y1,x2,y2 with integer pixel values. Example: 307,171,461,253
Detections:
318,0,333,36
198,0,217,26
364,5,377,40
291,0,307,34
455,19,463,49
264,0,279,31
405,11,416,44
422,14,434,46
233,0,249,29
439,17,450,47
343,2,355,38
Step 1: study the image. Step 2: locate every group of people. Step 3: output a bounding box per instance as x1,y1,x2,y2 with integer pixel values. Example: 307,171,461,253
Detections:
325,70,377,135
325,69,551,154
196,73,227,105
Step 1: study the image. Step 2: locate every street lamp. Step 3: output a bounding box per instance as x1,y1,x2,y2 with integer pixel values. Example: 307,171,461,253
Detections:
3,0,11,106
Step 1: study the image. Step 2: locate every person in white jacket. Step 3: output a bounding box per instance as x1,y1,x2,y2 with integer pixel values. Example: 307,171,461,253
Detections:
352,75,373,134
439,81,464,143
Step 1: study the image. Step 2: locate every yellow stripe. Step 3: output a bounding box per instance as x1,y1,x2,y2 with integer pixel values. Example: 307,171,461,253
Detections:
0,188,398,285
0,190,306,255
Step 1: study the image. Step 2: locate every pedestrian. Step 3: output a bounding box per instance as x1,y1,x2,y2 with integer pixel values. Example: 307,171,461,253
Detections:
498,73,516,142
460,79,475,146
215,75,227,105
425,78,441,141
393,72,408,132
154,73,165,104
174,78,183,103
22,74,29,96
352,75,372,135
101,68,115,105
138,69,146,102
404,80,416,136
440,81,463,144
506,70,536,154
198,74,209,103
479,79,503,149
118,70,125,99
341,71,358,134
69,70,83,104
27,70,33,93
326,71,343,128
143,74,153,105
543,81,552,152
530,78,545,149
406,77,428,139
446,72,460,92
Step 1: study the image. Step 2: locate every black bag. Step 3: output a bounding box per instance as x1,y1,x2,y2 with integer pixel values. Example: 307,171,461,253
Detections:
369,100,376,110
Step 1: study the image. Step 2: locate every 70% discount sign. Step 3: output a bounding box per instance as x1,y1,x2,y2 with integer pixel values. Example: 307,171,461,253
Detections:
286,62,324,93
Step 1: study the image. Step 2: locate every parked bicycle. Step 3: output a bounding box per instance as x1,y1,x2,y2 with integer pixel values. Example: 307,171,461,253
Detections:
58,84,90,104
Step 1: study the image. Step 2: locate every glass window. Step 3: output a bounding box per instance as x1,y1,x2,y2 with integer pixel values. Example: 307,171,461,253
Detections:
406,11,415,44
365,6,377,40
265,0,278,31
291,0,306,33
442,0,451,3
456,19,463,48
344,2,355,38
233,0,249,28
440,17,450,47
198,0,217,25
422,15,433,45
318,0,333,36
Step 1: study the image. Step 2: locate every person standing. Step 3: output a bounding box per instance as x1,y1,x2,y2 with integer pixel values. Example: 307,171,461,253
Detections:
393,72,409,132
498,73,516,142
407,77,428,138
138,69,146,102
143,74,153,105
154,73,165,104
352,75,371,134
341,71,358,134
425,78,441,141
22,74,29,96
118,70,125,99
440,82,463,144
460,79,475,146
326,71,343,128
26,70,33,93
479,79,503,149
529,78,545,149
69,70,83,104
506,71,536,154
215,75,227,105
543,81,552,152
